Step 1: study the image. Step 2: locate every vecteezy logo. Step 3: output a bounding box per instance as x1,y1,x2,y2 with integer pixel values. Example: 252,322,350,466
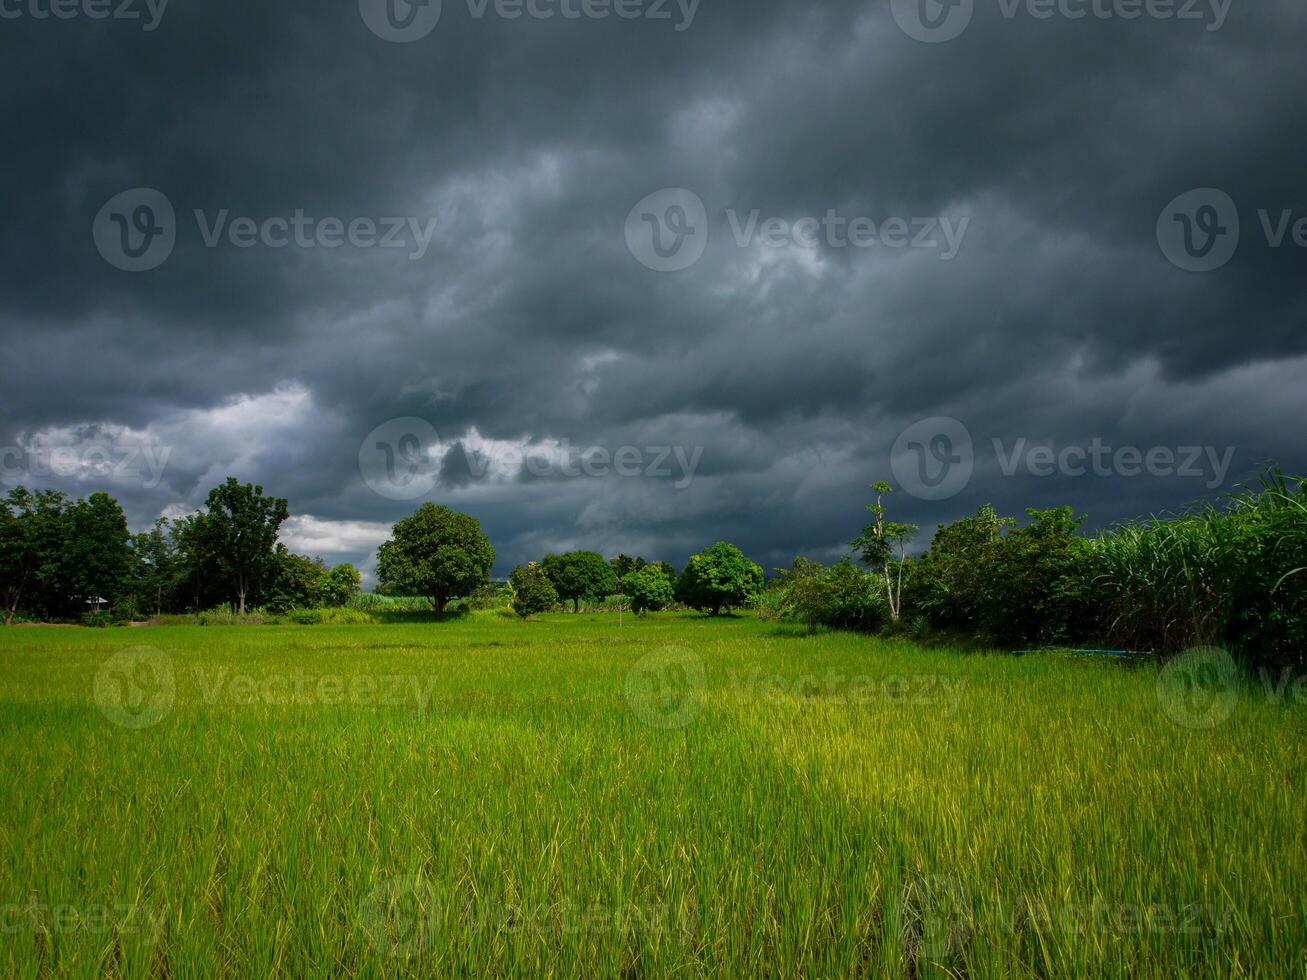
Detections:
359,418,441,501
899,874,971,961
93,189,176,272
358,874,438,959
891,416,974,501
1156,189,1240,273
93,647,175,729
1157,645,1240,729
890,0,974,43
625,188,709,272
359,0,442,42
624,646,706,729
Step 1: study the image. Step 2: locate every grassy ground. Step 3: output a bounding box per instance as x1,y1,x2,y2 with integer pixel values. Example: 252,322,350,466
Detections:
0,612,1303,978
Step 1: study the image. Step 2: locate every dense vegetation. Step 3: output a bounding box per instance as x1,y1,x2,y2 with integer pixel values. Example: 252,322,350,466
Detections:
1,615,1302,976
3,470,1304,669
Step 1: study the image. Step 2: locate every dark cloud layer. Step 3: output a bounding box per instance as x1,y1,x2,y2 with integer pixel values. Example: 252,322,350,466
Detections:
2,0,1304,581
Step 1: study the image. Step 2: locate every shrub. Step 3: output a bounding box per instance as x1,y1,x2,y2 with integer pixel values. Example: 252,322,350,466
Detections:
775,558,887,633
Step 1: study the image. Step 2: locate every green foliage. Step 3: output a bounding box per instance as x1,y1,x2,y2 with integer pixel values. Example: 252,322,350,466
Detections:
621,564,675,615
320,563,362,608
541,551,616,612
675,541,763,615
910,505,1091,647
609,554,647,586
348,592,434,614
128,518,179,617
263,547,328,614
200,479,290,614
376,504,495,614
1091,470,1307,666
509,562,558,619
851,482,918,622
772,558,887,633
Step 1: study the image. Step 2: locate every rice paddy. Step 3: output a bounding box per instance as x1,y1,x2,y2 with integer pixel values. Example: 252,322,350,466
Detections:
0,613,1303,977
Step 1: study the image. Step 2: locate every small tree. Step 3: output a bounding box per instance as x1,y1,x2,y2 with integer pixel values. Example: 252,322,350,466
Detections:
542,551,617,612
622,564,675,615
851,482,918,623
510,562,558,619
675,541,763,616
321,563,362,607
377,504,495,615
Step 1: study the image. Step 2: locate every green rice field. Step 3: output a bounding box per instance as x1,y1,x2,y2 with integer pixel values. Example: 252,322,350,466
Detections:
1,613,1303,977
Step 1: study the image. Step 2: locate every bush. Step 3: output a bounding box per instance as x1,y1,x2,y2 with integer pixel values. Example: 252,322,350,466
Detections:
775,558,887,633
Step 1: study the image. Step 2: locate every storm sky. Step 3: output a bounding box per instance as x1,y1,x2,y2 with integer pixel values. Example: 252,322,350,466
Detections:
2,0,1304,581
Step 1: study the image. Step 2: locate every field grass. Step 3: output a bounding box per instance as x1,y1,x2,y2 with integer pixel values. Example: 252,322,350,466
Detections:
0,612,1303,978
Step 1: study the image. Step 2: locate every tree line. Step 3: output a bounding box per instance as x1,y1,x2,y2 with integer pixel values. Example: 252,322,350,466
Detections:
0,479,359,624
372,502,764,619
3,470,1302,672
764,471,1305,671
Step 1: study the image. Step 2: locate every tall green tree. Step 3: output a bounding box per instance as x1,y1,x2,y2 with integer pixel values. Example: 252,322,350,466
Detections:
0,488,72,622
851,482,919,623
542,551,617,612
64,492,132,611
129,518,179,617
201,479,290,615
376,504,495,615
263,546,327,613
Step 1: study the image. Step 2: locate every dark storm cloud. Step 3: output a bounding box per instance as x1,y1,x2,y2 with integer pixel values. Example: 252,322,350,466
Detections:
1,0,1304,579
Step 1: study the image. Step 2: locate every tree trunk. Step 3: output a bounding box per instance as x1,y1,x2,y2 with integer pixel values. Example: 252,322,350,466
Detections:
573,598,580,614
238,591,246,615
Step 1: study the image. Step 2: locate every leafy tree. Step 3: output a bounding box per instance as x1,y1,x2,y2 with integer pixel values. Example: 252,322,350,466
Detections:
509,562,558,619
542,551,617,612
907,504,1011,633
609,554,647,587
650,560,677,586
851,481,919,623
64,492,132,612
675,541,763,616
377,503,495,615
129,518,179,617
775,557,886,633
198,479,289,614
264,547,327,613
0,488,72,622
321,563,362,607
622,564,675,615
171,512,224,612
